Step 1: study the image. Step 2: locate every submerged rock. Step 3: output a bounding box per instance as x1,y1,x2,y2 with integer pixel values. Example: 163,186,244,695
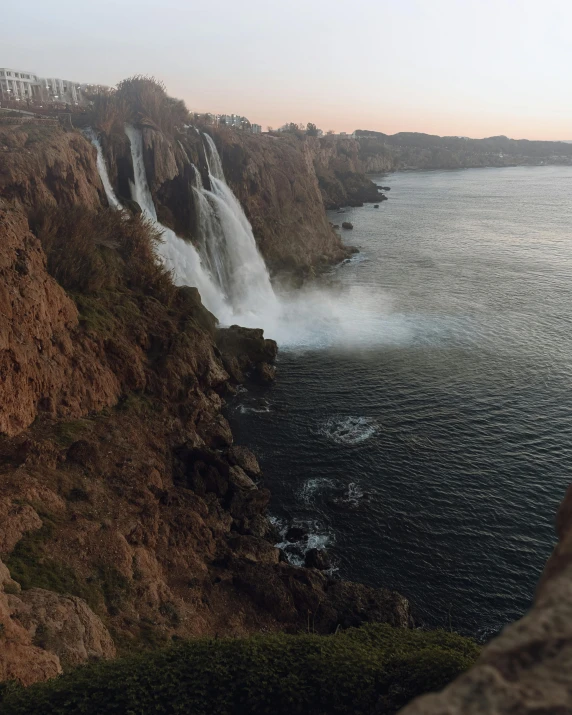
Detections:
342,222,354,230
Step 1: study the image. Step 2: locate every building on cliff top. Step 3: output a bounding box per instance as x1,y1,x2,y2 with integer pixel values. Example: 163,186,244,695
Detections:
0,67,83,105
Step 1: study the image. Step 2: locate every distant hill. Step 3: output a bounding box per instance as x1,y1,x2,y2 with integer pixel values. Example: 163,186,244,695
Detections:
353,130,572,170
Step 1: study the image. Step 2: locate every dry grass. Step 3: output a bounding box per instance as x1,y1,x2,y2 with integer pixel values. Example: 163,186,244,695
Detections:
116,76,189,134
90,92,128,135
29,206,176,300
85,76,189,136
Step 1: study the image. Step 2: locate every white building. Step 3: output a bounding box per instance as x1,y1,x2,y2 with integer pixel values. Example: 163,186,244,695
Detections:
0,68,41,101
251,123,262,134
40,76,82,104
0,67,83,104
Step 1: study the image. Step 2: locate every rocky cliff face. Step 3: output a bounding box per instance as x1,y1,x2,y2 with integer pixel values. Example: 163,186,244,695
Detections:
0,123,410,685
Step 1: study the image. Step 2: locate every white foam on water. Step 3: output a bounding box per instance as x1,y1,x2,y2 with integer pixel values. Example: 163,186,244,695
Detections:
318,416,379,445
298,478,336,505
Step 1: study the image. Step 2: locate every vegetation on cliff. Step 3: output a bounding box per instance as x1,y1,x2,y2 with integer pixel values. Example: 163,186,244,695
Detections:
0,624,479,714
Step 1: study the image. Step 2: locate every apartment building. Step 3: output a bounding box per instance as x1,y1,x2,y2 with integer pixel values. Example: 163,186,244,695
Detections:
0,67,83,104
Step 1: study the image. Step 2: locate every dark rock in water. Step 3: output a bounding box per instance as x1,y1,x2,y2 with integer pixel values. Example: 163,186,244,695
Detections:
216,325,277,383
377,185,391,191
374,204,379,208
333,224,340,229
305,548,331,570
286,526,308,542
342,222,354,230
255,362,276,384
228,445,262,478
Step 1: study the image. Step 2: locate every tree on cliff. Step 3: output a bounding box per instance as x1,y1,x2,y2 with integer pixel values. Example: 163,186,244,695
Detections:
306,122,320,136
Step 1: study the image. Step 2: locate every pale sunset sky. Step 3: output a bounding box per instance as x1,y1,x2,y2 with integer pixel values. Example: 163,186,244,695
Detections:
2,0,571,140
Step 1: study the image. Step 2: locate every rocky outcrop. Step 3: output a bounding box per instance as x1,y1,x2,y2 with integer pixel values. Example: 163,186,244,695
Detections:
0,124,104,211
398,484,572,714
304,135,389,208
8,587,115,669
0,559,61,686
0,202,120,436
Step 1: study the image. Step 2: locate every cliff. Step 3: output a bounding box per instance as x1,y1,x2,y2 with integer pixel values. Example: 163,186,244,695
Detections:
0,122,410,684
355,130,572,171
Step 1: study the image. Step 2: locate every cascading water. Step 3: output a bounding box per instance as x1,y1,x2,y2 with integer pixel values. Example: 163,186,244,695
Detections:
83,128,123,210
190,134,279,317
124,125,231,319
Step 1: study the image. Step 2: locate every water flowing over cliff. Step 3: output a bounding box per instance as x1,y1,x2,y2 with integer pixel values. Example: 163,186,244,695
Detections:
125,124,228,318
193,134,278,318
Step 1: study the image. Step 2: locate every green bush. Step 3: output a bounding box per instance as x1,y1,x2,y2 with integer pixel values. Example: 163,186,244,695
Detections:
0,624,478,714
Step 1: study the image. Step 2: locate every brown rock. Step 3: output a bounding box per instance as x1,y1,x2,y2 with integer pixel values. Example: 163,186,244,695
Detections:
228,445,262,478
10,588,116,668
304,548,331,570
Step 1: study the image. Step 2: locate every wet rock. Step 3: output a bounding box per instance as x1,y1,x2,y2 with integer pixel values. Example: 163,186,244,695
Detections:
255,362,276,383
216,325,277,383
285,526,308,542
374,204,379,208
342,222,354,230
305,548,331,570
229,465,257,491
228,445,262,478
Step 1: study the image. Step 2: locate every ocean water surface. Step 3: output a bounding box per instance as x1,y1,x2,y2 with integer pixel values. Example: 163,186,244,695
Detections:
228,165,572,639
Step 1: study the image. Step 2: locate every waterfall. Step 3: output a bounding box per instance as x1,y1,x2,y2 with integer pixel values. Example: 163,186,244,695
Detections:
193,134,279,317
202,133,225,180
83,128,123,210
124,125,231,319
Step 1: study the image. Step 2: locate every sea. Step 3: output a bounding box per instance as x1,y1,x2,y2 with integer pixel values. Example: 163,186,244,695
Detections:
227,165,572,640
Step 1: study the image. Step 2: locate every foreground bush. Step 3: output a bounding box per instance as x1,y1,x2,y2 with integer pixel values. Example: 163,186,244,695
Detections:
0,624,478,714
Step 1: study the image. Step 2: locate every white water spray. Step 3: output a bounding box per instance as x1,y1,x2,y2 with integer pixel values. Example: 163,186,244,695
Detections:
83,128,123,210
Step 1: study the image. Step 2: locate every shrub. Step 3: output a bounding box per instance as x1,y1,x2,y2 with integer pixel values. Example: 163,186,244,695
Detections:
0,624,479,714
29,206,175,300
90,91,128,136
115,76,189,134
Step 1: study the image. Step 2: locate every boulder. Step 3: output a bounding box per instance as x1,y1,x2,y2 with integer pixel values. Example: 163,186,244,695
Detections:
285,526,307,542
304,548,331,570
228,445,262,478
342,222,354,230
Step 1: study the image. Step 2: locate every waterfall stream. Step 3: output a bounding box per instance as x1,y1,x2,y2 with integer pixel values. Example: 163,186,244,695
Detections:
124,125,231,319
83,128,123,211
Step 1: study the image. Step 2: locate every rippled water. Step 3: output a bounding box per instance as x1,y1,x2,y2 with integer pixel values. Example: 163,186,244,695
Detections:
228,166,572,639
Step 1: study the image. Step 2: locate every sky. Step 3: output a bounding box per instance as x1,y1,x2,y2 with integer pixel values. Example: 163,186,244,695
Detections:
2,0,571,140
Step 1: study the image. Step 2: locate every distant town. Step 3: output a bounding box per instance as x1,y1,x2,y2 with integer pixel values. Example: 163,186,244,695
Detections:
1,65,359,138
